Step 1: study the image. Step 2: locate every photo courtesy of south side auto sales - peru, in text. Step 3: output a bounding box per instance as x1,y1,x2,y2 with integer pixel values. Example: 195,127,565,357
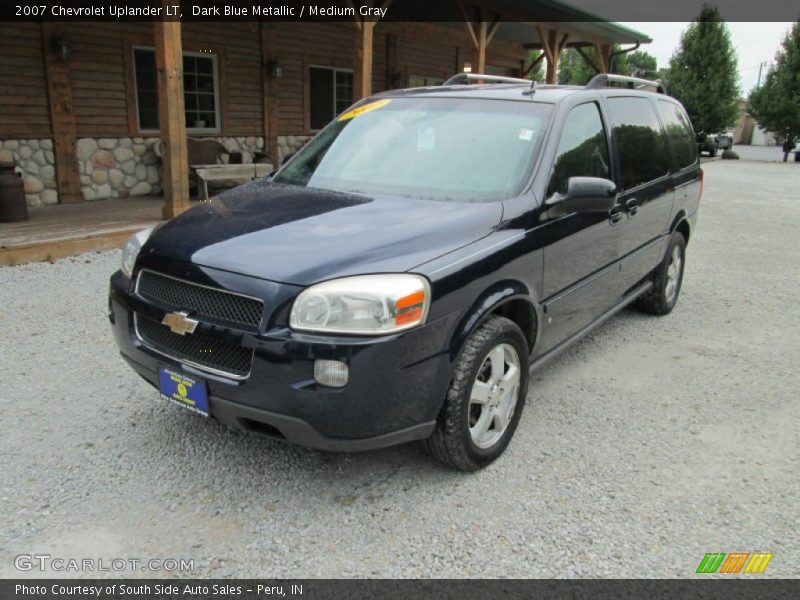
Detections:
15,584,292,597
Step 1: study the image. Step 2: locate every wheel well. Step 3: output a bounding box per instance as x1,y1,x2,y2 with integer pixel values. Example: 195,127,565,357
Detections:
675,219,691,244
491,299,537,352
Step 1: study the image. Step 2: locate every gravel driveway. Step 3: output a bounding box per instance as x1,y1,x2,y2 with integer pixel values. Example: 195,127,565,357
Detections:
1,160,798,578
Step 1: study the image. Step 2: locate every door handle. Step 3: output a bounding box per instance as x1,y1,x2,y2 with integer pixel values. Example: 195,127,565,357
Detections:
626,198,639,216
608,206,623,225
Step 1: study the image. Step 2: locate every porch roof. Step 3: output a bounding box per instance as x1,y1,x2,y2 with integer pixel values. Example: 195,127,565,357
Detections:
494,20,651,46
390,0,652,46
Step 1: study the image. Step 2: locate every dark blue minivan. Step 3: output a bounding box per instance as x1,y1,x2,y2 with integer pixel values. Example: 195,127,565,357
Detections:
109,73,701,470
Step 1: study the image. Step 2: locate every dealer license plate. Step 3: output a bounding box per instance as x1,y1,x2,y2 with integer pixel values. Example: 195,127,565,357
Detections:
158,367,209,417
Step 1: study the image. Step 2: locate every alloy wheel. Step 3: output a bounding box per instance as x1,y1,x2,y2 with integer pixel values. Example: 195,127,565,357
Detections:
468,342,521,449
665,245,683,303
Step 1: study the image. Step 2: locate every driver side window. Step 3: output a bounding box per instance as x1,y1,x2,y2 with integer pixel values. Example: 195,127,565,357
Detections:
548,102,611,197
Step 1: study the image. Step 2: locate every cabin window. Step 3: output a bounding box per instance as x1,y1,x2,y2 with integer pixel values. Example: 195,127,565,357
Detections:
133,47,220,133
309,66,353,131
408,75,445,88
606,96,670,190
485,65,517,77
548,102,611,197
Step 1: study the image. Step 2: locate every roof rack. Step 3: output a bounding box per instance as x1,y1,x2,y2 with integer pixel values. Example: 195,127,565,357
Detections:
443,73,532,86
586,74,667,94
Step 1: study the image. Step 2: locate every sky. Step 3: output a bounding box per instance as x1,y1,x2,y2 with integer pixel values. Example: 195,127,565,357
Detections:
621,22,796,95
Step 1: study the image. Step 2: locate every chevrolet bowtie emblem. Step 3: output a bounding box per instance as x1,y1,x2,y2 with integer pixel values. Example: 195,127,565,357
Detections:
161,311,199,336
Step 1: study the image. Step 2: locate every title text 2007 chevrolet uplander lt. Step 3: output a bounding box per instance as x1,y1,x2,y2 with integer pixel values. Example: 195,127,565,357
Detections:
109,73,701,471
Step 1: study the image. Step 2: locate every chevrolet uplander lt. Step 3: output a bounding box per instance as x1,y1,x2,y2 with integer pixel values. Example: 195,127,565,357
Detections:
109,73,702,471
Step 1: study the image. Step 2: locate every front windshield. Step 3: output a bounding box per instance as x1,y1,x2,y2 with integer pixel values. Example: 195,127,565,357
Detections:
273,96,552,203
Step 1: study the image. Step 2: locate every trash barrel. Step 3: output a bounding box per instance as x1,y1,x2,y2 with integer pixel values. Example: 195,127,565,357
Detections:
0,160,29,222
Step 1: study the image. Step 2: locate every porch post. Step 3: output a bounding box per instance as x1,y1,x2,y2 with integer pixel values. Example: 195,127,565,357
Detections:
545,57,556,84
537,26,568,84
155,14,190,219
261,23,280,166
351,0,392,100
353,21,375,100
459,3,500,75
41,23,82,204
595,43,612,74
475,19,487,73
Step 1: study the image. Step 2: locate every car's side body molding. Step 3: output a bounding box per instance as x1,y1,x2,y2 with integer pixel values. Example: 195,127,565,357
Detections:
531,280,653,373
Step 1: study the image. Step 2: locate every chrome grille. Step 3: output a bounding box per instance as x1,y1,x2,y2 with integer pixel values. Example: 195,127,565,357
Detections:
135,315,253,378
137,270,263,329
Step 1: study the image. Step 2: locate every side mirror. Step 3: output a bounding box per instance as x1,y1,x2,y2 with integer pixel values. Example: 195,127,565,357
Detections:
546,177,617,213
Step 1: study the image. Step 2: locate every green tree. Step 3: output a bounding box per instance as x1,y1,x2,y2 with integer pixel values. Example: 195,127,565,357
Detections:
558,48,593,84
656,67,672,86
627,50,658,78
749,22,800,162
557,46,629,85
525,50,545,83
667,4,740,137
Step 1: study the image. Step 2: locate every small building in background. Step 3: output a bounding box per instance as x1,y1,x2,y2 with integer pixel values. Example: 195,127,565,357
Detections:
732,98,781,146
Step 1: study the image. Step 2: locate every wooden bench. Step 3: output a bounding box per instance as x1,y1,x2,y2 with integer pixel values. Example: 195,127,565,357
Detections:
193,163,273,200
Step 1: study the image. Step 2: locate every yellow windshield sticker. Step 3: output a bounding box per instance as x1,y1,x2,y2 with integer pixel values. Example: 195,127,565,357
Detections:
337,99,392,122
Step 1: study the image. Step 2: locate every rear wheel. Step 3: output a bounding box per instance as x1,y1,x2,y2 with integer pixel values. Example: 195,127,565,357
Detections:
637,231,686,315
424,315,529,471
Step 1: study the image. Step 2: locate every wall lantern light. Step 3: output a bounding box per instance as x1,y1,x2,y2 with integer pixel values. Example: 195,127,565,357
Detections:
463,62,472,73
51,34,72,61
267,59,283,79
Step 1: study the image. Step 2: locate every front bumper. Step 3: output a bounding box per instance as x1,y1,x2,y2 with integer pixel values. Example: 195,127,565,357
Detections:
109,268,456,451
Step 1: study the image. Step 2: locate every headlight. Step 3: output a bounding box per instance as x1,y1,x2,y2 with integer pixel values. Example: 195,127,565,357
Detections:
120,226,155,277
290,274,431,335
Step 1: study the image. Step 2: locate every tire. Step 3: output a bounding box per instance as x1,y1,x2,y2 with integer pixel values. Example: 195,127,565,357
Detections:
424,315,529,471
637,231,687,316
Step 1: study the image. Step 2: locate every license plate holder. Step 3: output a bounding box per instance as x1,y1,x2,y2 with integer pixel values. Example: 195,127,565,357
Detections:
158,366,209,417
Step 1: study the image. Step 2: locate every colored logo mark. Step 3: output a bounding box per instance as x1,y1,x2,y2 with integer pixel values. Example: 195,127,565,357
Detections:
696,552,773,574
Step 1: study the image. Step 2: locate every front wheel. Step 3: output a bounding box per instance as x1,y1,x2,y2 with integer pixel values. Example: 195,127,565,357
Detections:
637,231,686,315
424,315,529,471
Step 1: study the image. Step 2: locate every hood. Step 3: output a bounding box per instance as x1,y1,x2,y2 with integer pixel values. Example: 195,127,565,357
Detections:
141,181,503,285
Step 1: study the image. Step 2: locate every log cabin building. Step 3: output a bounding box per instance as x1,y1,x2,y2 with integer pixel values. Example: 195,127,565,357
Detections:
0,1,650,219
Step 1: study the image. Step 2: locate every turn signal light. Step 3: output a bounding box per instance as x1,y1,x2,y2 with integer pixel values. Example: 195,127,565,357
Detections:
395,290,426,327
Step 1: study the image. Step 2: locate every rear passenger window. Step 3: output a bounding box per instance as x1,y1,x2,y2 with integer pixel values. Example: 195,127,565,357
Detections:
606,97,670,190
657,101,698,170
548,102,610,197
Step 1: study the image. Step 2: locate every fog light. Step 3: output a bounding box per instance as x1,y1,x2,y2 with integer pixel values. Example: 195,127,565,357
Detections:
314,359,349,388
